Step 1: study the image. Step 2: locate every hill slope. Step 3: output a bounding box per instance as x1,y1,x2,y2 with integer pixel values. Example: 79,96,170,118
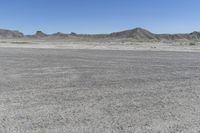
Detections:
109,28,156,40
1,28,200,41
0,29,24,38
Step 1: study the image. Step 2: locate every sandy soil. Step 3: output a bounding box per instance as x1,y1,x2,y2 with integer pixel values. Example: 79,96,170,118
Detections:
0,48,200,133
0,39,200,52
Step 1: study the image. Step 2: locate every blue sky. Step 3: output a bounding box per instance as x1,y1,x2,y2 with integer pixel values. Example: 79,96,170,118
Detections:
0,0,199,34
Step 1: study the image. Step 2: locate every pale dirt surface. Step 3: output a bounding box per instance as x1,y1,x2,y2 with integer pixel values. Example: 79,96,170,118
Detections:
0,39,200,52
0,47,200,133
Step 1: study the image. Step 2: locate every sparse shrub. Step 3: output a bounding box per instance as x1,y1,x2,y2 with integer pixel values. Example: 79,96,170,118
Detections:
121,40,125,43
189,42,196,46
151,46,157,49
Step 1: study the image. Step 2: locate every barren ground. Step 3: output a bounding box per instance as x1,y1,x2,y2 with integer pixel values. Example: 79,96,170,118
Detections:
0,46,200,133
0,39,200,52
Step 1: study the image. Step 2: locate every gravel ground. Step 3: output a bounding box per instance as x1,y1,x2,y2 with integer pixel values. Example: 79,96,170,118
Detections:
0,48,200,133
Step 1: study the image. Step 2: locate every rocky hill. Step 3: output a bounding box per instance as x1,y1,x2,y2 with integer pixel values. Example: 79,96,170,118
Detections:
109,28,200,41
35,31,48,38
109,28,156,40
0,29,24,38
1,28,200,41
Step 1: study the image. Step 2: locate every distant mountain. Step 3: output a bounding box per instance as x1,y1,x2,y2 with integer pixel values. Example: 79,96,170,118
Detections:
35,31,48,38
156,33,189,41
51,32,68,37
26,31,48,38
0,29,24,38
109,28,156,40
189,31,200,40
109,28,200,41
1,28,200,41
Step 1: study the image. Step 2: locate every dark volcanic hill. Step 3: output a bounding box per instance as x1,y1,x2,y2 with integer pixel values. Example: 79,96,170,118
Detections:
0,29,24,38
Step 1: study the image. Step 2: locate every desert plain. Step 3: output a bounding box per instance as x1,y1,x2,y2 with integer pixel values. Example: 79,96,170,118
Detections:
0,28,200,133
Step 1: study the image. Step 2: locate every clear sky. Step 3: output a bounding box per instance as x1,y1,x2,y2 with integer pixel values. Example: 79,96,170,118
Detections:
0,0,199,34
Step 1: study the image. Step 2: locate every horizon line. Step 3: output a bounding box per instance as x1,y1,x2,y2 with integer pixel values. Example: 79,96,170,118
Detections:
1,27,200,35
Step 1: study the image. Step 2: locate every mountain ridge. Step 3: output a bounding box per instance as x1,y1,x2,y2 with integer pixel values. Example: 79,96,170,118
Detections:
1,28,200,41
